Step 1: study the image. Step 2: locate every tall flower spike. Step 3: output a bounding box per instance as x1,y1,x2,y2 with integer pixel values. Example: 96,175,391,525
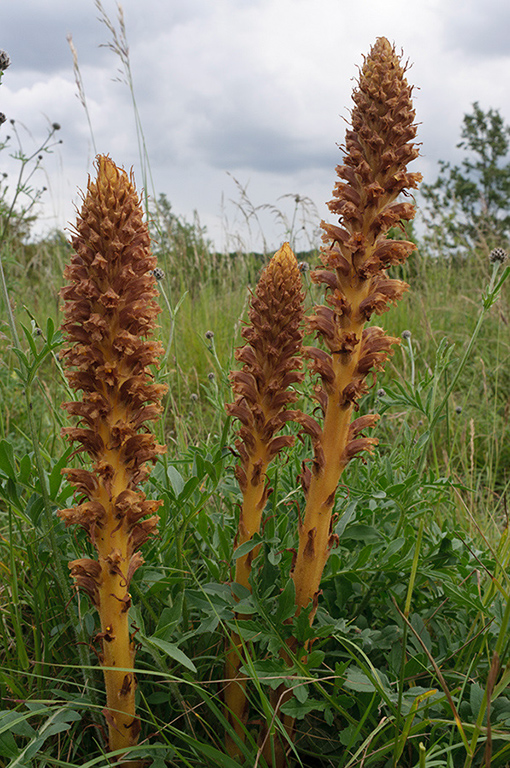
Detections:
293,37,421,619
58,156,167,763
263,37,421,768
224,243,305,757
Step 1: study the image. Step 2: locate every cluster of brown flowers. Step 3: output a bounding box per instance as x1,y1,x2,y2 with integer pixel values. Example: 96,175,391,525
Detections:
59,156,166,761
224,243,305,756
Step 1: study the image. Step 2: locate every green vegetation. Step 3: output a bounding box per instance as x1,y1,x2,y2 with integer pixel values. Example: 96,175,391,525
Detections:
421,102,510,256
2,20,510,768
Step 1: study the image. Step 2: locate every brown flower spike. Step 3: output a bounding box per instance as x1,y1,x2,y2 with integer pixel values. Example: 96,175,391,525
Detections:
291,37,421,618
224,243,305,757
58,156,167,761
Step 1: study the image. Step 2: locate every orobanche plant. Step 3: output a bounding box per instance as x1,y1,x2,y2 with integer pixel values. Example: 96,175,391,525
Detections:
54,34,422,768
58,156,167,764
224,36,422,766
292,36,421,620
224,242,305,756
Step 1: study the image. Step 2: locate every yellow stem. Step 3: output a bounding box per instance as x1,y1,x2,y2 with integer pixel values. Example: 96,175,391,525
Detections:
225,449,269,758
292,315,364,615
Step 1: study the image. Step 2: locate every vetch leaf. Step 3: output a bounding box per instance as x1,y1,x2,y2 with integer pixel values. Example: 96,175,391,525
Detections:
142,636,197,673
166,465,185,497
232,533,262,560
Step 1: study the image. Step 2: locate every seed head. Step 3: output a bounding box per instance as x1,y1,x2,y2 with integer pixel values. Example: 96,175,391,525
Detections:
0,51,10,71
489,248,507,265
401,330,412,340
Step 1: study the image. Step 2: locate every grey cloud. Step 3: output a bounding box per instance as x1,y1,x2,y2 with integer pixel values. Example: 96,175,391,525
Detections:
442,0,510,58
198,121,338,174
1,1,105,74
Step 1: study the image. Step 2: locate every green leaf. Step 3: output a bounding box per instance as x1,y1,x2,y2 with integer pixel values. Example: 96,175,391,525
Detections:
18,454,32,485
306,650,325,668
241,658,288,690
0,440,16,480
336,501,357,538
155,596,184,639
275,579,296,624
232,533,262,560
409,614,432,654
470,682,485,723
280,698,325,719
351,544,373,569
383,537,406,561
338,723,362,747
20,323,38,356
342,524,383,544
344,666,376,693
49,447,74,499
166,465,185,497
294,682,308,704
180,475,200,501
142,636,197,673
0,730,20,759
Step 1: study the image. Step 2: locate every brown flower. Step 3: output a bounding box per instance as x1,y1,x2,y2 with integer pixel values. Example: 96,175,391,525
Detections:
225,242,305,757
293,36,421,615
58,156,167,760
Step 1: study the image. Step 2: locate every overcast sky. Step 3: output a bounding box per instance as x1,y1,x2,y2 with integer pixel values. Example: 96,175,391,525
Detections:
2,0,510,251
